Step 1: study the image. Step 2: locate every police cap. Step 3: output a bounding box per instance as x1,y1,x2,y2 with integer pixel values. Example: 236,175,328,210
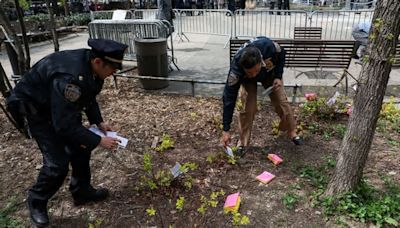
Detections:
88,38,128,70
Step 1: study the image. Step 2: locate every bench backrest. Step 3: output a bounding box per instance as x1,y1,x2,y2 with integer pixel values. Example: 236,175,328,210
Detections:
294,27,322,40
230,39,355,70
394,42,400,68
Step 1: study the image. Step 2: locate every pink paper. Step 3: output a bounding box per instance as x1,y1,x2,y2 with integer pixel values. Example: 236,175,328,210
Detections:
224,192,240,208
256,171,276,184
268,154,283,165
305,93,317,101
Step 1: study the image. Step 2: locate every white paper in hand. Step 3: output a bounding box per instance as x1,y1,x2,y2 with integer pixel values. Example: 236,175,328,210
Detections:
225,146,234,157
116,135,128,149
262,86,274,96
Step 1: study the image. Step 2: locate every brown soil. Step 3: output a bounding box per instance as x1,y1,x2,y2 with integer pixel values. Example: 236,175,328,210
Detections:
0,77,399,228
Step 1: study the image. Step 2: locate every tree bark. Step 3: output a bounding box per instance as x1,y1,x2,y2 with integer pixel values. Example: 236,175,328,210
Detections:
14,0,31,70
325,0,400,196
0,4,28,75
64,0,70,16
45,0,60,52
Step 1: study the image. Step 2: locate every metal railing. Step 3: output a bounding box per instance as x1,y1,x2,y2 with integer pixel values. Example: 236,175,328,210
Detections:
234,9,308,39
88,19,171,60
308,9,374,40
173,9,233,46
132,9,158,19
89,9,374,41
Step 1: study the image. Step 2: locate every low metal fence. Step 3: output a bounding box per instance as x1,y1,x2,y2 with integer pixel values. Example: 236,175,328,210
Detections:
88,19,171,60
234,9,308,39
89,9,374,41
308,9,374,40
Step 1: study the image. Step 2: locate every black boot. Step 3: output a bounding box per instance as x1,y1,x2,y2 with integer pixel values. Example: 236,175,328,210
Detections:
72,185,109,206
27,197,49,227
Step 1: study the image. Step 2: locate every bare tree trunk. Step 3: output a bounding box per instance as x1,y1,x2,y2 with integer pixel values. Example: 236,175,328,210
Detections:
45,0,60,52
64,0,70,16
325,0,400,196
0,5,28,75
14,0,31,70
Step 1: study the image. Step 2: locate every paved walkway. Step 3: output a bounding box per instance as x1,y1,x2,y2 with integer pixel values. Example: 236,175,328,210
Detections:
1,30,399,99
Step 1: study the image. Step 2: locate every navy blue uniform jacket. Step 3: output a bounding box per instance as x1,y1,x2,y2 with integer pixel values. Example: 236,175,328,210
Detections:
7,49,104,151
222,37,286,131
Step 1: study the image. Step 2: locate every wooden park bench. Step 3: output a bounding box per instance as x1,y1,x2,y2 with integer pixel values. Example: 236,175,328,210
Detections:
294,27,322,40
230,38,356,95
394,42,400,68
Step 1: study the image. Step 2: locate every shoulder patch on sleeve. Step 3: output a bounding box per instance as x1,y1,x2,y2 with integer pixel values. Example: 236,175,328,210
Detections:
228,72,239,86
64,84,81,102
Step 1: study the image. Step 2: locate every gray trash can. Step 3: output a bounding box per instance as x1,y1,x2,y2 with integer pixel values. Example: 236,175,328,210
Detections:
135,37,169,90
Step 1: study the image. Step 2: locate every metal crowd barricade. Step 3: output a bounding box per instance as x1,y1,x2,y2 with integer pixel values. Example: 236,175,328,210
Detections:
173,9,233,47
132,9,158,19
234,9,308,39
307,9,374,40
88,19,177,70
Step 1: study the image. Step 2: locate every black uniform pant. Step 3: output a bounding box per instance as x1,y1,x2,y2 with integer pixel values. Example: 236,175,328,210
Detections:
27,115,92,202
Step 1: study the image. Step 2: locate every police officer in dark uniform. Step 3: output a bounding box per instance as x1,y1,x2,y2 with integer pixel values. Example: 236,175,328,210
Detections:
220,36,302,156
6,38,128,227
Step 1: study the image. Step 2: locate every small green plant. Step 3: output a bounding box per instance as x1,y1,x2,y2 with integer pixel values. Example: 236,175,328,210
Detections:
146,207,156,216
331,124,347,139
321,179,400,227
88,219,103,228
300,96,349,120
307,122,320,134
190,112,198,120
271,119,280,135
140,153,172,190
155,134,175,152
213,116,224,130
197,190,225,215
0,196,25,228
230,212,250,227
227,155,237,165
176,196,185,211
282,192,300,209
323,131,333,141
206,154,218,163
378,97,400,134
180,162,198,173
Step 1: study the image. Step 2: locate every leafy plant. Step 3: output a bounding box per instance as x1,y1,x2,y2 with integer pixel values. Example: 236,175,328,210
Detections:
231,212,250,227
176,196,185,211
282,192,300,209
0,196,25,228
146,207,156,216
321,179,400,227
88,219,103,228
271,120,280,135
197,190,225,215
155,134,175,152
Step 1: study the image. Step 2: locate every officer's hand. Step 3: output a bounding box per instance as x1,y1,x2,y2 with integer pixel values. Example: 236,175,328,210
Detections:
273,78,282,91
99,136,120,150
220,131,231,147
98,122,113,134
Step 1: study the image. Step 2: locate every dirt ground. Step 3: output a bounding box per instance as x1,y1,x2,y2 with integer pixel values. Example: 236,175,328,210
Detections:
0,77,399,228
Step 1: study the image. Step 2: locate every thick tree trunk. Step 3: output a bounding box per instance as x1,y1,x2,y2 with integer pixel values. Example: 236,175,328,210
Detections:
0,5,28,75
14,0,31,70
325,0,400,196
45,0,60,52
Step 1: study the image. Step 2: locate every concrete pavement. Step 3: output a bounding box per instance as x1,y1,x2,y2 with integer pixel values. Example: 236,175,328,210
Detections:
1,30,399,100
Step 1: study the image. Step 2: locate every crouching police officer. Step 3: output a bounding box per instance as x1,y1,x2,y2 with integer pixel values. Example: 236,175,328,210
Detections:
220,36,302,156
6,38,128,227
